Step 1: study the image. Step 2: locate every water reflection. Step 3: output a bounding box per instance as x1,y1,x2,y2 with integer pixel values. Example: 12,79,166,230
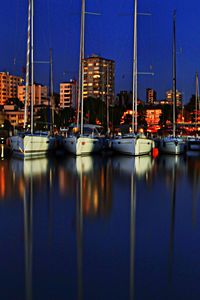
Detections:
12,158,48,300
112,155,154,180
0,154,200,299
168,157,177,283
63,155,113,218
24,168,33,300
186,154,200,226
130,171,136,300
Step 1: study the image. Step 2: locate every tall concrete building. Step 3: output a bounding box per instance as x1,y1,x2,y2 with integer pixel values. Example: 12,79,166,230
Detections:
146,88,157,104
166,89,182,106
0,72,24,105
17,84,48,106
60,80,77,109
83,55,115,104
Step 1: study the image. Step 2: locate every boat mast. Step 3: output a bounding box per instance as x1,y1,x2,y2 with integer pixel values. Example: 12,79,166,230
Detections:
106,64,110,134
49,48,54,133
76,0,85,135
24,0,31,129
30,0,34,134
80,0,85,136
172,11,176,137
132,0,137,134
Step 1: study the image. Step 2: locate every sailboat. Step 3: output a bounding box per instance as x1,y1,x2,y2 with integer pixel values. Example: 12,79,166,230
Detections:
159,11,185,155
9,0,55,159
111,0,155,156
187,72,200,151
63,0,102,156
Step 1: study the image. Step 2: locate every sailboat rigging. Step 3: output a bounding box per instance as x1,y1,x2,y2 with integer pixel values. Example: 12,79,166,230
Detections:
9,0,55,158
159,11,185,155
111,0,155,156
63,0,102,156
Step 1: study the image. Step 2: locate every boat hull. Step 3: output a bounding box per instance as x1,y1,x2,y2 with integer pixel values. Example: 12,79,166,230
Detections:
10,134,55,158
187,139,200,151
159,138,185,155
63,136,102,155
111,136,154,156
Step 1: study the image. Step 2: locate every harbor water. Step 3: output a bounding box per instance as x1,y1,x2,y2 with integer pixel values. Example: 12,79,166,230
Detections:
0,149,200,299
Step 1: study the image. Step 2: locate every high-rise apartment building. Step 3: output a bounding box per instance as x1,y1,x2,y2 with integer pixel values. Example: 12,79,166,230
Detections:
146,88,157,104
83,55,115,104
0,72,24,105
166,89,182,106
17,84,48,106
60,80,77,109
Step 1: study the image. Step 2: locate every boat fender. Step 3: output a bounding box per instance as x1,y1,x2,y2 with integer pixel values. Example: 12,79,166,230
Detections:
152,147,159,158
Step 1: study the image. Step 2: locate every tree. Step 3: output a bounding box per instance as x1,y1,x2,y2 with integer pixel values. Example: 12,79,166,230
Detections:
137,103,147,129
184,94,195,122
159,104,172,127
58,107,75,127
83,97,107,126
4,119,12,130
109,105,124,130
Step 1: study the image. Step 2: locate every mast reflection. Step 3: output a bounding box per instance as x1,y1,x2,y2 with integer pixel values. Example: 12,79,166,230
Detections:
169,157,177,283
76,156,112,218
111,155,154,299
9,158,49,300
75,155,113,299
130,168,136,300
186,154,200,226
24,165,33,300
157,155,182,284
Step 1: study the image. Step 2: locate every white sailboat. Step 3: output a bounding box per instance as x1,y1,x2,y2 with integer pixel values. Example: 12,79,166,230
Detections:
159,11,185,155
111,0,155,156
10,0,55,159
63,0,102,156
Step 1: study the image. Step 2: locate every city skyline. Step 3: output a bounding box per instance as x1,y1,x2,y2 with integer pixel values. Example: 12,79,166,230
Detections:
0,0,200,103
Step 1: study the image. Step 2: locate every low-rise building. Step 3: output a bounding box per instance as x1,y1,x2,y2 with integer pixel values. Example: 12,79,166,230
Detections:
145,106,162,133
18,84,48,106
60,80,77,109
0,72,24,105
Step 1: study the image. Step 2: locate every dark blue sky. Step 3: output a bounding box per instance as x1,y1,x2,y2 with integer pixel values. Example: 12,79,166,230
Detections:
0,0,199,103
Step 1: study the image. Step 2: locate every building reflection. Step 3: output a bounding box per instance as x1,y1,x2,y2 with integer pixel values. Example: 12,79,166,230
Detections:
186,154,200,187
0,160,8,198
59,155,113,218
186,154,200,226
0,156,57,203
76,156,113,218
154,155,186,187
58,156,77,197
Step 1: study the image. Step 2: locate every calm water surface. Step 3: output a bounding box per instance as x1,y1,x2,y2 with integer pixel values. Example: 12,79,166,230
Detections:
0,151,200,300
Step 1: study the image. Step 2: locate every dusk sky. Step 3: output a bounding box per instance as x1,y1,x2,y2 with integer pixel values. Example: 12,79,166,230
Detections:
0,0,200,103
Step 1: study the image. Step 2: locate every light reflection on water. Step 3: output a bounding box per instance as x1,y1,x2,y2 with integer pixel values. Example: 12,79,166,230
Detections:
0,153,200,299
